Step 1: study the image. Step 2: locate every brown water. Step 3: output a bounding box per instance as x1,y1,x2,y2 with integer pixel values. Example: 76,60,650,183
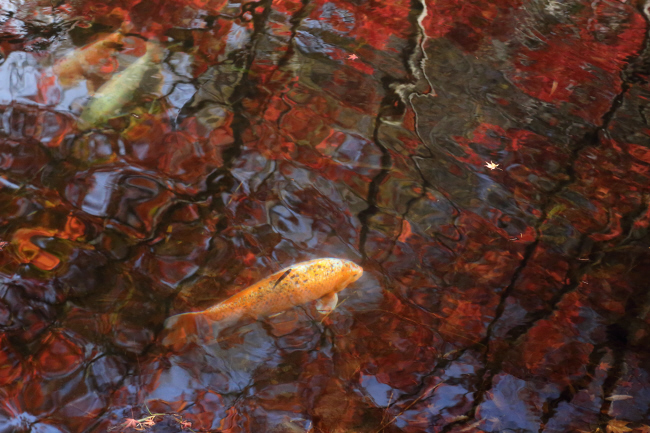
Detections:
1,0,650,432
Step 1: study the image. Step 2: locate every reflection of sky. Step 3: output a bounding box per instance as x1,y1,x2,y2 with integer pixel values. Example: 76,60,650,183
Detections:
81,171,118,217
360,374,394,407
225,23,250,53
479,374,540,432
0,51,89,113
147,365,197,403
0,52,40,104
426,358,477,423
151,324,281,408
166,81,195,113
0,0,18,14
442,358,476,379
54,80,87,113
431,384,469,418
609,357,650,422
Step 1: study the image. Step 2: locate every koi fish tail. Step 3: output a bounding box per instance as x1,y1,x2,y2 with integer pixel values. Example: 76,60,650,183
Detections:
161,312,213,351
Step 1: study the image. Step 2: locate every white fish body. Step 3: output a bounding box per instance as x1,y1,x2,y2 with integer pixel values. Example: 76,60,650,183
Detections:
77,42,163,130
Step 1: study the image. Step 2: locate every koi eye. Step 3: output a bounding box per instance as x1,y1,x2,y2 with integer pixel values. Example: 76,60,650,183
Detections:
347,263,363,281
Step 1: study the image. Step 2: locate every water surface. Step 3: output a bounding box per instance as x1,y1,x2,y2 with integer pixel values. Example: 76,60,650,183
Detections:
1,0,649,432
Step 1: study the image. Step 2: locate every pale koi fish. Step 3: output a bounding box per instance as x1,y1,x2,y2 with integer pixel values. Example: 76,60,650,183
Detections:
77,41,163,130
162,258,363,348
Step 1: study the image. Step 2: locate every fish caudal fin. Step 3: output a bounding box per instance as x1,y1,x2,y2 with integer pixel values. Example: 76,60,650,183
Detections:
161,312,213,351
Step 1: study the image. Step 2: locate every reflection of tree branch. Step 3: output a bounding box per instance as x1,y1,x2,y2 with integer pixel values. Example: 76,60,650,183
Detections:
254,0,312,122
376,383,441,433
436,18,649,425
376,153,463,265
444,201,647,432
613,195,650,248
358,95,394,261
539,342,608,429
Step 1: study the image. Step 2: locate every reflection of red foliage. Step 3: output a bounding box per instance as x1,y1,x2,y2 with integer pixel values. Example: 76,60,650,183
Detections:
309,0,412,50
627,143,650,164
520,321,593,386
423,0,522,49
440,297,488,340
0,336,22,387
2,0,650,430
35,331,84,378
191,20,235,74
510,6,644,122
423,0,645,123
70,0,229,39
219,406,250,433
353,0,412,49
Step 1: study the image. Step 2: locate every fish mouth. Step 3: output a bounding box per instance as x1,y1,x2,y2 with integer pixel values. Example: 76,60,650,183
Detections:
347,263,364,284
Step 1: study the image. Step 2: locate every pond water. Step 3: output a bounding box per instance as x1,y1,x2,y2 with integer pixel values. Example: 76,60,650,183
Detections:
1,0,650,432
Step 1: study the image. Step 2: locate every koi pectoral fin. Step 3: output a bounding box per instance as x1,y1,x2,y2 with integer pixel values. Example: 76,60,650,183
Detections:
315,292,338,314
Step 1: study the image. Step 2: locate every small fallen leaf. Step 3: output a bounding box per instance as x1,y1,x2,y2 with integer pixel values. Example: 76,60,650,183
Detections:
607,419,632,433
348,54,358,60
122,418,140,429
598,362,612,371
485,161,499,170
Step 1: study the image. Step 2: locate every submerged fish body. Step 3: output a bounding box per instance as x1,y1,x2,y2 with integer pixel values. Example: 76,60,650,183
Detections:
53,30,125,88
162,258,363,348
77,41,163,130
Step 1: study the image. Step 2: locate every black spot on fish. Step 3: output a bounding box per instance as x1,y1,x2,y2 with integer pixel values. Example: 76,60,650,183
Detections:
272,269,292,290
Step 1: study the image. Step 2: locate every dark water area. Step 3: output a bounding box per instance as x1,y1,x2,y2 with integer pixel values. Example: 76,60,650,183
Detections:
1,0,650,431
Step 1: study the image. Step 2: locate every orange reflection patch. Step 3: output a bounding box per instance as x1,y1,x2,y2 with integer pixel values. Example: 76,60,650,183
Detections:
63,214,85,241
13,228,60,270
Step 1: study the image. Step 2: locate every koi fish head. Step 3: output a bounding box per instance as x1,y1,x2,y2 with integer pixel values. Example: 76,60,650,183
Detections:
334,259,363,291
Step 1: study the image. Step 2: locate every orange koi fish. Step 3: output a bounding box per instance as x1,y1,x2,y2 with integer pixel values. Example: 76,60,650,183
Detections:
53,30,125,88
162,258,363,348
